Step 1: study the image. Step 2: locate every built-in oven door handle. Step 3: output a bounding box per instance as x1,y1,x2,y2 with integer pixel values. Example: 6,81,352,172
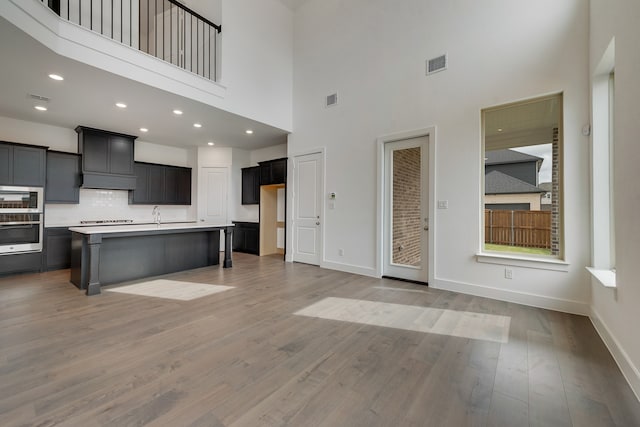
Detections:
0,222,41,227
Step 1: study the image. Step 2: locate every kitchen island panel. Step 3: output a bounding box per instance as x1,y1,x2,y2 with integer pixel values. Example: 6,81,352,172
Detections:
70,225,230,295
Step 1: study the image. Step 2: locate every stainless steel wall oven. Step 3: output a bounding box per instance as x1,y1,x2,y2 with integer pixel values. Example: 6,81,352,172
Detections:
0,186,44,254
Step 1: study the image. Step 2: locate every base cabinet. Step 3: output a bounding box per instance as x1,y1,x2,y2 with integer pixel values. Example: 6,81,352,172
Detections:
0,252,42,276
232,222,259,255
43,228,72,271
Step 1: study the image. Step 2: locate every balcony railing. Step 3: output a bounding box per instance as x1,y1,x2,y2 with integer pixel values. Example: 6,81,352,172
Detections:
41,0,221,82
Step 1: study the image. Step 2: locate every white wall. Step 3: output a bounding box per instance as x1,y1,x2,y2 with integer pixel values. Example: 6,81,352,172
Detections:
0,115,76,152
219,0,293,131
289,0,591,313
0,115,196,226
589,0,640,399
250,143,287,165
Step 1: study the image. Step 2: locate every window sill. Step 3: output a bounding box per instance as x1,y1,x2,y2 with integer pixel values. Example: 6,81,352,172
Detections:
586,267,617,288
476,252,569,272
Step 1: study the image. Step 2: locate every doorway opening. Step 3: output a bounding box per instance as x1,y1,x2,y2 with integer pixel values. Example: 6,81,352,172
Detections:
260,184,285,256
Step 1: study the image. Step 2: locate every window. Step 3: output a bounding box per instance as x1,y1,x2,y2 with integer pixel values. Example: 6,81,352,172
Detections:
482,94,563,258
590,38,616,275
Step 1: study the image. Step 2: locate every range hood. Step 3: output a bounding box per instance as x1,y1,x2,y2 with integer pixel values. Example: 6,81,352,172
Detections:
76,126,137,191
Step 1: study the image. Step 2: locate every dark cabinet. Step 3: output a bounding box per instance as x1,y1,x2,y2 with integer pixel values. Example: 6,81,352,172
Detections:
259,158,287,185
43,228,72,271
0,142,46,187
131,162,150,204
0,144,11,184
46,151,81,203
0,252,42,275
76,126,137,190
146,164,166,203
241,166,260,204
232,222,259,255
165,166,191,204
13,146,46,186
129,162,191,205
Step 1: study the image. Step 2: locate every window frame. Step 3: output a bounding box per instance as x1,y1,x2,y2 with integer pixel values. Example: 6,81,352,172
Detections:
588,38,616,287
479,93,564,263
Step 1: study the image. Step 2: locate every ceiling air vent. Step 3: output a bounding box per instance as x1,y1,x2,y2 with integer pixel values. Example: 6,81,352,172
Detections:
28,94,51,102
426,54,447,75
325,92,338,108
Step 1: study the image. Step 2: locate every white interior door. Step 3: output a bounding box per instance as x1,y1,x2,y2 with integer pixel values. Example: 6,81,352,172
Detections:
383,137,429,282
199,167,228,225
293,152,323,265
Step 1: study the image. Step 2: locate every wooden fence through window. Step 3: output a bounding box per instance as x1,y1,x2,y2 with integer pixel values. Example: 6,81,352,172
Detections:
484,209,551,249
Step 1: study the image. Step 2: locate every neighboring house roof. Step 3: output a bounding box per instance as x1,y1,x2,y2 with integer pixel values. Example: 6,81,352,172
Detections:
485,170,545,194
538,182,552,192
485,149,543,166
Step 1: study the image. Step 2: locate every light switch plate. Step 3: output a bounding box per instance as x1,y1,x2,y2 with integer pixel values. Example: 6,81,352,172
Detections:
437,200,449,209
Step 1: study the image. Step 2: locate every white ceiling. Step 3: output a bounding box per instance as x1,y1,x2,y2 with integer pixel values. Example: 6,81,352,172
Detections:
0,16,288,151
279,0,312,11
485,96,560,138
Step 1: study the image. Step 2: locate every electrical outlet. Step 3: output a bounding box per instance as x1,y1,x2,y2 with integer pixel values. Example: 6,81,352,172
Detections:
339,248,344,256
437,200,449,209
505,268,513,279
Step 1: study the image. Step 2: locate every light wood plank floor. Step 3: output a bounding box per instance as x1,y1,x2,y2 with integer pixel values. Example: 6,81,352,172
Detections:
0,253,638,426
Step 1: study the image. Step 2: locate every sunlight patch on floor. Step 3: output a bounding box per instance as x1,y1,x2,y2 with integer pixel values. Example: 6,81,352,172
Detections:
106,279,234,301
295,297,511,343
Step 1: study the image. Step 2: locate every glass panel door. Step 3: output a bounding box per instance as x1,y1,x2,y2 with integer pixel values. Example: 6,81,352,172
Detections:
392,147,422,267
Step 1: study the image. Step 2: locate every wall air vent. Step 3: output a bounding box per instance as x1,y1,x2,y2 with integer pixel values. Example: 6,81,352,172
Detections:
426,54,447,75
326,92,338,107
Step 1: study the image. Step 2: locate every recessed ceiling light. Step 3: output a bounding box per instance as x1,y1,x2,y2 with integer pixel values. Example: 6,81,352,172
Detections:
140,128,148,132
48,74,64,81
497,128,503,132
173,109,183,115
193,123,202,128
34,105,47,111
245,129,253,135
116,102,127,108
208,141,215,146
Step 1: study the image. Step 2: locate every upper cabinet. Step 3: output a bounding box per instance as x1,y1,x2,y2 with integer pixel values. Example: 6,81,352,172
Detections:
76,126,137,190
45,151,81,204
0,141,46,187
241,166,260,205
129,162,191,205
259,158,287,186
165,165,192,204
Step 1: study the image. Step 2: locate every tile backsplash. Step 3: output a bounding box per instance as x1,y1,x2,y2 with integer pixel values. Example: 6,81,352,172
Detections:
45,189,194,227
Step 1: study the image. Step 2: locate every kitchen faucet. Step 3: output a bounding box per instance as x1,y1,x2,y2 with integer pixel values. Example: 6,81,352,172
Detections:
152,205,161,225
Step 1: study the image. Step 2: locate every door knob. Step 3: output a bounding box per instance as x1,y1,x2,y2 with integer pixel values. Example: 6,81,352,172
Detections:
316,221,320,225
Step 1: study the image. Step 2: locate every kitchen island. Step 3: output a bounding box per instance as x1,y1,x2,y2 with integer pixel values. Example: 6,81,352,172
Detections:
69,223,234,295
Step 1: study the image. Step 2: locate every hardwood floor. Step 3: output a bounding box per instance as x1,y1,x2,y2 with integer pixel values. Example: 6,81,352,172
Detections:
0,253,638,426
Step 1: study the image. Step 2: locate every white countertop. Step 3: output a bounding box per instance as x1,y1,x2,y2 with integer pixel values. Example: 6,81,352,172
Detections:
69,222,234,235
47,220,198,228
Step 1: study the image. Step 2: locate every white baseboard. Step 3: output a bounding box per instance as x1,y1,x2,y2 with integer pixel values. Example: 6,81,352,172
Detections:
590,308,640,402
430,277,590,316
320,260,378,278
